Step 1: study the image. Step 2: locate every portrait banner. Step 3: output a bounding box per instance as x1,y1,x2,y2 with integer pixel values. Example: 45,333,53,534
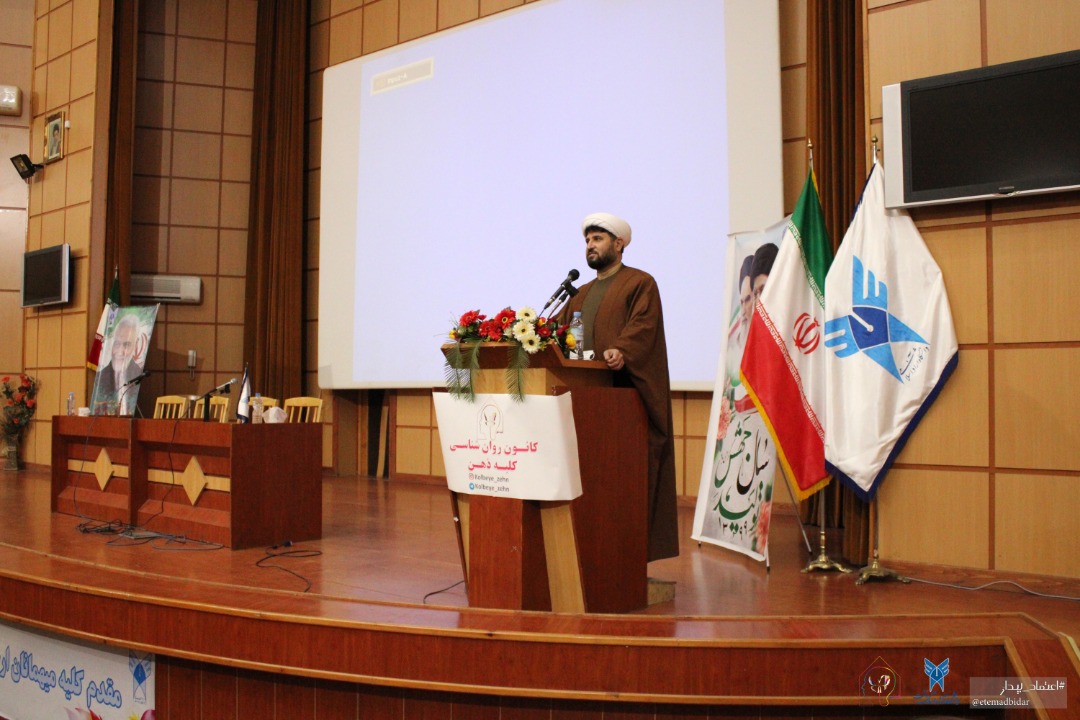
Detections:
691,220,786,561
90,305,160,416
433,392,582,501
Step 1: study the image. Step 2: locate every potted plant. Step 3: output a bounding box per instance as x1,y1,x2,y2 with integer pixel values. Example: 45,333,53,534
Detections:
2,374,38,470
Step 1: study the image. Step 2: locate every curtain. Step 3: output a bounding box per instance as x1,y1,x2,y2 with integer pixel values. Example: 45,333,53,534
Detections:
104,0,138,306
805,0,870,565
244,0,310,401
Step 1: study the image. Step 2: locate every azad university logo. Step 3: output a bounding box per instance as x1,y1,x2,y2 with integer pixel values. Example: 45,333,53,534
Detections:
824,256,928,382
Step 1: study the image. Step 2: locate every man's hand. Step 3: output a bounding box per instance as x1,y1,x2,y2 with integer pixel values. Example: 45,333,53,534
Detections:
603,348,625,371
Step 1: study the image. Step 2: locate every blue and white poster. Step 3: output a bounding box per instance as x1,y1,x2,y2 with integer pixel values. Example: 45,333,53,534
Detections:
0,620,154,720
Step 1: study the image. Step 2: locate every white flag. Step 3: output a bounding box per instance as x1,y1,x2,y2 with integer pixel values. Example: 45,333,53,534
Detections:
823,164,958,500
237,365,252,423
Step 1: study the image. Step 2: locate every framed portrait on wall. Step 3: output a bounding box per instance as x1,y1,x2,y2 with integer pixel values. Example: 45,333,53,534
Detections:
43,111,64,163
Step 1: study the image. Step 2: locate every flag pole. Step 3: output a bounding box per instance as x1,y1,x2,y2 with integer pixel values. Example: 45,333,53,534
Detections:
797,138,851,574
855,496,910,584
803,488,853,573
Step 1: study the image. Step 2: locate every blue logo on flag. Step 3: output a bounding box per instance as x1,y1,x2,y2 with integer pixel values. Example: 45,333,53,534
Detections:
923,657,949,693
824,256,927,382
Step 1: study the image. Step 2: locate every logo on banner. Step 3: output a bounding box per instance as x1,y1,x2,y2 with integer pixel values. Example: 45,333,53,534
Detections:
824,256,929,383
914,657,960,705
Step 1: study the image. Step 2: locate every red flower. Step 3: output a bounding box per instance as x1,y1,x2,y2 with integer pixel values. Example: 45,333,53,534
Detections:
459,310,483,327
26,398,35,408
537,325,552,338
1,376,8,383
494,308,516,327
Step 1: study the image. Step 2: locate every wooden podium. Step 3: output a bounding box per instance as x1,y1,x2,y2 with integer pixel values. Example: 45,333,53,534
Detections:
442,343,649,613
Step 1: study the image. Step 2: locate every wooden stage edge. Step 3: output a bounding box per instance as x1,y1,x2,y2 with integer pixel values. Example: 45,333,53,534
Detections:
0,471,1077,718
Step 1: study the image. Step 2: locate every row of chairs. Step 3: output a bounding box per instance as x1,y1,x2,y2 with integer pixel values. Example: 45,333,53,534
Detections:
153,395,322,423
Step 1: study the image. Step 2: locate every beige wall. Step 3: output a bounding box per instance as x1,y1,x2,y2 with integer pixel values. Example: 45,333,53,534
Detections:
866,0,1080,578
128,0,257,417
0,1,35,379
17,0,104,466
8,0,1078,579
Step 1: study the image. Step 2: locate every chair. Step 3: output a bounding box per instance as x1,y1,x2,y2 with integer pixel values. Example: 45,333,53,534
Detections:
154,395,189,419
283,396,323,423
256,397,279,408
193,396,231,423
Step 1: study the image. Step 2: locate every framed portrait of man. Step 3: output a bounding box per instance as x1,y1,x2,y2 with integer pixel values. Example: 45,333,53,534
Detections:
90,305,160,416
44,111,64,164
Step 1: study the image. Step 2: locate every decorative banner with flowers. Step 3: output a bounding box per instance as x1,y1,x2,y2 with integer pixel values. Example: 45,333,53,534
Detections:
444,306,569,401
1,374,38,438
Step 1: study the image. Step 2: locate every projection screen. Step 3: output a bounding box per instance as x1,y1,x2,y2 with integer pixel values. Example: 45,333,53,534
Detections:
319,0,783,390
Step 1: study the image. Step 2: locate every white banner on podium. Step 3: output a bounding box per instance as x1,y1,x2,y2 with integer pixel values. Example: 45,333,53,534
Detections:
434,393,582,501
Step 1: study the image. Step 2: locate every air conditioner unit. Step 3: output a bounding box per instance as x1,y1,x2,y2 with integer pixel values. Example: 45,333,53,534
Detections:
131,274,202,304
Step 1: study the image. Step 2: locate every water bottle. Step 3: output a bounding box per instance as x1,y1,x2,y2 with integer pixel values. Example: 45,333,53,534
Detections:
251,393,264,424
67,392,75,416
568,312,584,360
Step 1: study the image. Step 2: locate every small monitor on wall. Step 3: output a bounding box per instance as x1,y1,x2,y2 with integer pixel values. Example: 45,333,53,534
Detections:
21,243,70,308
883,49,1080,209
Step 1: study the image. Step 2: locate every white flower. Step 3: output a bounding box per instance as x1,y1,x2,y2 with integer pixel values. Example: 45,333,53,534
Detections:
512,319,533,341
517,306,538,323
520,333,541,354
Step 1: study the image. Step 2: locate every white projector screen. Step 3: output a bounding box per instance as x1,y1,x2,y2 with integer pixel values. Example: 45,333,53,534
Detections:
320,0,783,390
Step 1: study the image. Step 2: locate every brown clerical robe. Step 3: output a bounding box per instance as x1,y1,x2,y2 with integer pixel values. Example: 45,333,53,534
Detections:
562,265,679,561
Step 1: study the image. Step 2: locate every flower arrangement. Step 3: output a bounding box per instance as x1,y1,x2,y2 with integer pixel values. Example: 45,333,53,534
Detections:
444,306,569,401
2,374,39,437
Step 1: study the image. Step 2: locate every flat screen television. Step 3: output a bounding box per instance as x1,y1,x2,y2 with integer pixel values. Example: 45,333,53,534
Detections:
21,243,71,308
883,49,1080,209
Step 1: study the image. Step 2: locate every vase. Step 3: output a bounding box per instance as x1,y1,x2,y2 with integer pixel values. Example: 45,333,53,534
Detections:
3,434,20,471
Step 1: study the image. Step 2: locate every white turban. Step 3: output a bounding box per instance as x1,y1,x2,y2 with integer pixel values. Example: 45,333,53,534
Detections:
582,212,631,246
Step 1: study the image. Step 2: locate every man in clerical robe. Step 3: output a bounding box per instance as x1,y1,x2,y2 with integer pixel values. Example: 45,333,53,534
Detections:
560,212,679,562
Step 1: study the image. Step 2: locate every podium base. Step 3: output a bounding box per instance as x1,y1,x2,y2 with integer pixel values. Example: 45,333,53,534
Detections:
647,577,676,606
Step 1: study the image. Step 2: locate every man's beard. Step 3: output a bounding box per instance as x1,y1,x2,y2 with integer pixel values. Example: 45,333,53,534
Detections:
587,251,615,271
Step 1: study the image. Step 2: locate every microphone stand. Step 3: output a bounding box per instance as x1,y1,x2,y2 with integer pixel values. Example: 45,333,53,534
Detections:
541,283,579,319
200,384,232,422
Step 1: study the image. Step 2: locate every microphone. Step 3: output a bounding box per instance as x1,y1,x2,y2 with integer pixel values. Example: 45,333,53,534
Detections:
208,378,237,396
119,370,152,389
541,269,580,314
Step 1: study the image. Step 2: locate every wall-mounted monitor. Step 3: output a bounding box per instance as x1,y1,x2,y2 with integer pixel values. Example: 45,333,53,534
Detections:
883,49,1080,209
21,243,70,308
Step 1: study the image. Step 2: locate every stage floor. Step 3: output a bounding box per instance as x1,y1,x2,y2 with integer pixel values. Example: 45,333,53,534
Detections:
2,467,1077,642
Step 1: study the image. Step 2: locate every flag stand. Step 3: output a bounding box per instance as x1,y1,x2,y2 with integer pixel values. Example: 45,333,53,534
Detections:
803,490,852,573
780,468,813,555
856,498,910,584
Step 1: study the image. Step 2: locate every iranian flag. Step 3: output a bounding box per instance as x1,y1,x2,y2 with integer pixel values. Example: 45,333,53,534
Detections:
740,169,834,500
87,269,121,371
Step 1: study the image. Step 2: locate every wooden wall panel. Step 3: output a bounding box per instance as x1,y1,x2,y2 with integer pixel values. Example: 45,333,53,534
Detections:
895,348,988,467
995,473,1080,578
397,426,432,475
866,0,982,118
995,348,1080,472
878,469,990,568
985,0,1080,65
992,218,1080,343
922,226,988,345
